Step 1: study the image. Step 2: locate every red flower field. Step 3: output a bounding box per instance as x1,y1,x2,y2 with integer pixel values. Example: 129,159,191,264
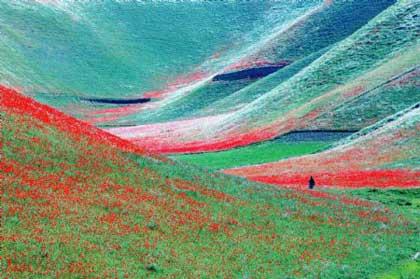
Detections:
2,86,419,277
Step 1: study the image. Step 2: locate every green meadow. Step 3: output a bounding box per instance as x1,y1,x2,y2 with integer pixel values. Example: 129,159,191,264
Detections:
172,141,329,170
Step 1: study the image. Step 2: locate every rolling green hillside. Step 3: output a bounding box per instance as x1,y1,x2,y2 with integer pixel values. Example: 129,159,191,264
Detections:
111,0,396,126
307,67,420,130
1,1,420,277
106,0,420,156
2,87,419,278
0,0,320,109
225,104,420,188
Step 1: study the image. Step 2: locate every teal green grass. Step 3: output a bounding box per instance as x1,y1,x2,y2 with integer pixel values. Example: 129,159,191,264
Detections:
374,261,420,279
121,0,395,125
171,141,329,170
0,0,317,106
331,188,420,279
333,188,420,225
3,97,419,278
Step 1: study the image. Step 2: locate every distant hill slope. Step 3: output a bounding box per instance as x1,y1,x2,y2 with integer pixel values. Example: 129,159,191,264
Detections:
0,0,320,110
105,0,396,126
2,85,420,278
306,67,420,130
109,0,419,154
1,1,417,156
225,104,420,188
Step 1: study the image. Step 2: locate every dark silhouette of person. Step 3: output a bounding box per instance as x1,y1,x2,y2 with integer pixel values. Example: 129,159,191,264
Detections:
308,176,315,189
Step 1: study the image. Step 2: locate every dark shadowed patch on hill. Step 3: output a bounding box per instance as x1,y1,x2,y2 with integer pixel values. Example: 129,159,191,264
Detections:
82,97,152,105
212,62,290,81
275,130,357,142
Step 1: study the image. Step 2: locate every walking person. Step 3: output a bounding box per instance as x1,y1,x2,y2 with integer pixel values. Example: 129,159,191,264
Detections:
308,176,315,189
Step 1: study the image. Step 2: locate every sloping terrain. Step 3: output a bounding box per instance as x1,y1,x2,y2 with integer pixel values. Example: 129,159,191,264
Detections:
225,104,420,188
2,87,419,278
1,1,420,277
110,0,395,126
108,0,419,154
306,67,420,130
1,1,418,165
0,0,320,111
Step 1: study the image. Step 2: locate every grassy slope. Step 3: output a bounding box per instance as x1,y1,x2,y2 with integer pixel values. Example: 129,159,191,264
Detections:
306,67,420,130
113,0,395,126
114,79,253,126
1,87,419,278
225,104,420,187
108,1,420,155
0,1,278,101
102,1,325,126
231,0,419,130
194,47,331,117
332,188,420,279
194,0,397,118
